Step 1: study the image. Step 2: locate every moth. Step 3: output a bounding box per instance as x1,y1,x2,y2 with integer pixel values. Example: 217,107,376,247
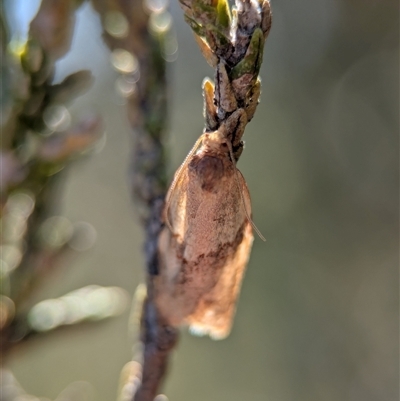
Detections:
155,104,264,339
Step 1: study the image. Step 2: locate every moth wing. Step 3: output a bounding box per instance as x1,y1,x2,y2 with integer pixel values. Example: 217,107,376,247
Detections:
163,162,190,234
163,134,204,229
187,221,254,339
186,173,254,339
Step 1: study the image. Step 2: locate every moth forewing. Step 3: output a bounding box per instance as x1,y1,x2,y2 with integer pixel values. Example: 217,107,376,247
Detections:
155,130,255,339
186,184,254,340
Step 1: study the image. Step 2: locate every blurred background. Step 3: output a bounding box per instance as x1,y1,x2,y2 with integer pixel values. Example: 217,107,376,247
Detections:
3,0,398,400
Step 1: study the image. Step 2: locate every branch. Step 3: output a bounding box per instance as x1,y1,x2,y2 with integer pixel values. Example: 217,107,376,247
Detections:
90,1,178,400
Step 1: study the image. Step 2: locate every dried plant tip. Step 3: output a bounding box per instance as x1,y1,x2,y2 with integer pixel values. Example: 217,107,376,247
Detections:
203,78,218,130
194,34,218,67
215,62,237,116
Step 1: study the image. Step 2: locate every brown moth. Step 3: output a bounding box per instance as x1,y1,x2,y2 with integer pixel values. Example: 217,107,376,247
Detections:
155,111,263,339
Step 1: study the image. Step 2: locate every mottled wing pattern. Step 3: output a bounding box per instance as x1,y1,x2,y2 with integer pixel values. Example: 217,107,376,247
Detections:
185,170,253,339
156,145,254,339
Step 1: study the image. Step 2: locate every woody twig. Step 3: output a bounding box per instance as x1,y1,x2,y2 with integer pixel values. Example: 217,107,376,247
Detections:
90,1,178,401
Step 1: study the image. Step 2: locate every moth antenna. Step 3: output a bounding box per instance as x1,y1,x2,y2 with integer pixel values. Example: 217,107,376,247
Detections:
164,134,205,232
226,141,266,242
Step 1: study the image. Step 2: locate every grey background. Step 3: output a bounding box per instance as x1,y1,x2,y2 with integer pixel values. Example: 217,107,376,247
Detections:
6,0,399,400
